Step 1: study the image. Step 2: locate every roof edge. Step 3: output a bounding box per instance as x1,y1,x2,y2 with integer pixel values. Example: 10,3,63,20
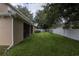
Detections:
5,3,34,26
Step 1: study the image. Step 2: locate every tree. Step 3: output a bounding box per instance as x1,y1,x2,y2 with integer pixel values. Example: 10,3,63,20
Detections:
34,3,61,29
58,4,79,28
35,3,79,29
34,10,48,29
43,4,61,27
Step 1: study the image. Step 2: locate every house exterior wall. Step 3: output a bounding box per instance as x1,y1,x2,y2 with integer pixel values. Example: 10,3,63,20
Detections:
23,23,33,38
23,23,30,38
30,25,33,34
13,19,23,44
0,4,9,13
0,17,12,45
0,3,33,46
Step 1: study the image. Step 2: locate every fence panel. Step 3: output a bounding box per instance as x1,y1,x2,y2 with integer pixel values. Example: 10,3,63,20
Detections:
52,28,79,41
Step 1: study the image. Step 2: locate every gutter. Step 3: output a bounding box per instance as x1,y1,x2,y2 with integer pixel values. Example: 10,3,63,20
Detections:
6,3,34,26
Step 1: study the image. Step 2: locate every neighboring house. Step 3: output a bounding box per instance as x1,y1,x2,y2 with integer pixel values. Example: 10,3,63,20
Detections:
0,3,33,47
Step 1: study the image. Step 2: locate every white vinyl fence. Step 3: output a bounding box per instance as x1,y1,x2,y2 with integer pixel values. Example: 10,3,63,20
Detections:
50,27,79,41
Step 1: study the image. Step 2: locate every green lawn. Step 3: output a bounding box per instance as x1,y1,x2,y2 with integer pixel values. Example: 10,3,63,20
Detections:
0,46,8,55
6,32,79,56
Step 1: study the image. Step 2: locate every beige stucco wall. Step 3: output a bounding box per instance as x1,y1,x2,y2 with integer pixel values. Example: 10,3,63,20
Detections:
0,4,8,13
0,17,12,45
13,19,23,44
0,16,24,45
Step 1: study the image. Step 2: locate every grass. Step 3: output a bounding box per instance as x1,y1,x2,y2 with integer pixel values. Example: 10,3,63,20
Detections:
0,46,8,55
6,32,79,56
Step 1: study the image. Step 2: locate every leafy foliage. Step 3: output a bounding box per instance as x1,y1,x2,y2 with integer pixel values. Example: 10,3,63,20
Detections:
35,3,79,29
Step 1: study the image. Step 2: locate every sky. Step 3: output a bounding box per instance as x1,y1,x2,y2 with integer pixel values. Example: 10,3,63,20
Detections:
11,3,45,17
27,3,45,17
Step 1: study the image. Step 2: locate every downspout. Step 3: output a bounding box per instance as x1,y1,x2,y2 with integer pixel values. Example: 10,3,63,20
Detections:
7,17,14,50
3,16,14,55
